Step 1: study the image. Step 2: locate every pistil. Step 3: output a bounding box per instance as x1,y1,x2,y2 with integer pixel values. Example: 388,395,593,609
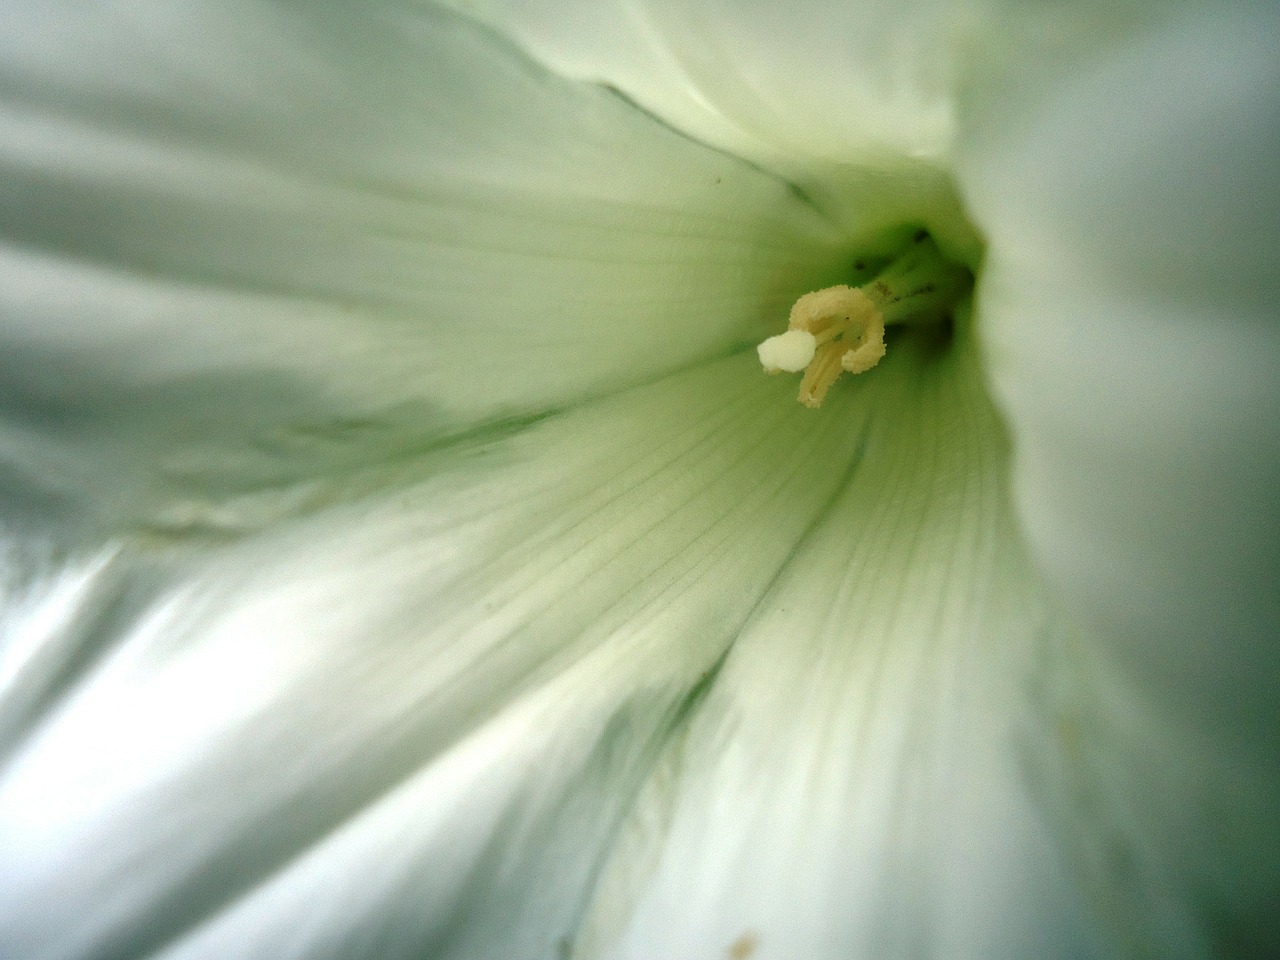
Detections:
757,234,971,407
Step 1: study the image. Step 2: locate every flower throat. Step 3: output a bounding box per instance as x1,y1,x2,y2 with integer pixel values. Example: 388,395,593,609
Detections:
757,233,972,407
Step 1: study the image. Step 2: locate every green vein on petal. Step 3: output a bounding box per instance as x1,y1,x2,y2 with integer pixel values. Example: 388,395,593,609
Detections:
572,335,1107,960
0,1,849,541
0,353,875,960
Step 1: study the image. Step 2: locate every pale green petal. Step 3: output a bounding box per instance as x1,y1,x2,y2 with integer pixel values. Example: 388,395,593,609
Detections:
432,0,988,251
0,356,872,960
433,0,968,158
0,1,846,535
569,337,1105,960
960,6,1280,955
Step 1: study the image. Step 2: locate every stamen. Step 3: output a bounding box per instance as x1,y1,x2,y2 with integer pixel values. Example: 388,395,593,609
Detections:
758,234,970,406
797,340,849,408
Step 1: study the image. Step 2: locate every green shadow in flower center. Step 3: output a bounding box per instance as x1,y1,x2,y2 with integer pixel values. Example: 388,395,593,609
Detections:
758,222,977,408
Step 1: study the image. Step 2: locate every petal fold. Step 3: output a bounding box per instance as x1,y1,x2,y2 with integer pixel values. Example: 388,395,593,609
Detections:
0,0,846,536
0,356,871,960
960,6,1280,955
572,338,1106,960
431,0,991,248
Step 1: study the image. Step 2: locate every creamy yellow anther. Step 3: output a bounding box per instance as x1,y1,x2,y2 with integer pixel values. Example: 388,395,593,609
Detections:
758,234,970,407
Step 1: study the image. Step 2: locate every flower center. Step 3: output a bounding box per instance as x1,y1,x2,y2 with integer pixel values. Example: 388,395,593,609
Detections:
757,233,972,407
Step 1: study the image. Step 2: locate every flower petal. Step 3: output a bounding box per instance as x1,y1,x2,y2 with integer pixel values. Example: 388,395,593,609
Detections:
432,0,989,249
570,338,1105,959
0,355,872,960
0,1,846,534
959,6,1280,954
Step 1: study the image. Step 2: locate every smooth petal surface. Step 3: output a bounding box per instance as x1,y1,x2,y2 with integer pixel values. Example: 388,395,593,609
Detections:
0,356,873,960
571,335,1104,960
961,6,1280,955
430,0,987,254
0,0,847,536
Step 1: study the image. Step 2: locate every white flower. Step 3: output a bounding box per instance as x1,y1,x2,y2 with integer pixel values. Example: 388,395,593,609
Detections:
0,2,1276,959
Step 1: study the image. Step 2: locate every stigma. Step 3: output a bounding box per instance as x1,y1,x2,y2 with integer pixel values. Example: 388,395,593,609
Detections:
758,233,971,407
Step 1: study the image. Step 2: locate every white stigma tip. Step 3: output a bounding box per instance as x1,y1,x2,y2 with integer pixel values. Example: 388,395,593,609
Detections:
757,330,817,373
